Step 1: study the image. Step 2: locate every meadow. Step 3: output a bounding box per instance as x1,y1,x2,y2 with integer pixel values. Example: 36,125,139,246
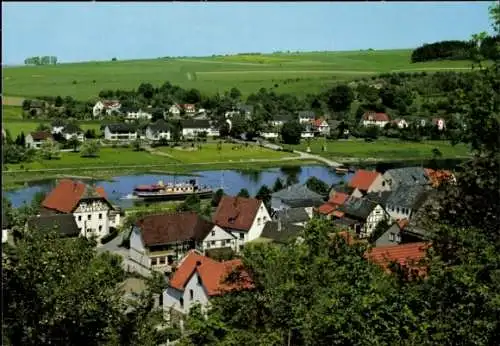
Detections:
287,139,470,161
2,106,102,136
2,49,473,100
156,143,294,163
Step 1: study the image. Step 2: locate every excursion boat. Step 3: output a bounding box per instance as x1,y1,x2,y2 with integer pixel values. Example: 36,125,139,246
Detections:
133,179,213,201
335,166,350,175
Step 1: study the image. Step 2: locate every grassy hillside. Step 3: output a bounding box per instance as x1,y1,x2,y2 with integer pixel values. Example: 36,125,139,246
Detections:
2,49,473,101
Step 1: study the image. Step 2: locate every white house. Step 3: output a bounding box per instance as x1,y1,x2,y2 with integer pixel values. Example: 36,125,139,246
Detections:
361,112,390,128
169,104,181,117
2,211,11,244
124,109,152,121
25,131,53,149
392,119,409,129
270,114,293,128
62,124,85,141
385,184,430,221
432,118,446,131
348,169,390,198
51,119,66,134
180,104,196,115
180,119,211,138
336,197,389,238
298,111,315,124
93,100,121,117
104,124,138,142
146,119,171,141
128,211,230,274
212,196,271,251
40,179,115,240
301,130,314,139
163,250,252,327
260,130,279,139
312,118,330,135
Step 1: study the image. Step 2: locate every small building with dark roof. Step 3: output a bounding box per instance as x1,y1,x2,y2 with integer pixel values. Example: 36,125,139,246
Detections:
27,214,80,238
385,184,432,221
382,167,429,189
271,184,325,213
336,196,389,238
180,119,211,138
25,131,53,149
257,220,304,244
270,113,294,127
103,123,138,142
146,119,171,141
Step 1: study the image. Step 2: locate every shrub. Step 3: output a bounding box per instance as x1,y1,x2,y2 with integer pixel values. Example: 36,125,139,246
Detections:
100,227,119,244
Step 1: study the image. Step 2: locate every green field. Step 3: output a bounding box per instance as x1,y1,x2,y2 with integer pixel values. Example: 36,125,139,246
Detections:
2,106,101,136
288,139,470,161
156,143,294,163
2,50,473,100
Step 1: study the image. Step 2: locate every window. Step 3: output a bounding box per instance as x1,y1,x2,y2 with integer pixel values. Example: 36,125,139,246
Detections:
180,298,184,309
87,214,91,220
211,240,216,246
159,257,166,264
239,233,244,240
168,256,175,265
78,215,82,221
382,181,386,187
212,230,215,236
389,233,395,242
99,213,102,219
78,228,82,232
396,207,400,213
396,234,401,242
190,289,194,300
98,225,102,231
257,217,261,225
197,275,202,285
151,258,158,266
206,242,211,248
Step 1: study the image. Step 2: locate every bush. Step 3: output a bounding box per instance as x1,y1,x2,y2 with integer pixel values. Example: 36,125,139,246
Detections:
100,227,119,244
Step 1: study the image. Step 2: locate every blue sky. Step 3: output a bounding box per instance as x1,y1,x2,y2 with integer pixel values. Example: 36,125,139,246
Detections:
2,2,494,65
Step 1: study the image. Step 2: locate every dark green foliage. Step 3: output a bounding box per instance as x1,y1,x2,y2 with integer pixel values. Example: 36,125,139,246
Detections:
101,227,119,244
272,178,284,192
237,188,250,198
255,184,272,208
280,121,302,145
305,176,329,196
211,188,225,207
411,40,475,62
326,84,354,112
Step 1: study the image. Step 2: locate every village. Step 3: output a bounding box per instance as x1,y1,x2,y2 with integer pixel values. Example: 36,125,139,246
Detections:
2,161,455,333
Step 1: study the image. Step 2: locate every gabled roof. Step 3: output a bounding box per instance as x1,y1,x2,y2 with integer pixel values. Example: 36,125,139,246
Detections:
29,131,52,141
274,207,310,224
63,123,82,134
366,242,428,270
312,118,328,127
384,167,429,187
386,184,431,209
272,184,323,202
260,221,303,244
297,110,315,119
42,179,108,214
27,214,79,237
100,100,121,107
330,183,354,195
349,170,381,191
329,192,349,206
147,119,170,133
362,112,390,122
339,196,379,220
317,203,337,215
365,191,392,206
51,119,66,127
273,114,293,122
213,196,262,232
169,250,253,296
180,119,210,129
105,123,137,133
136,212,214,247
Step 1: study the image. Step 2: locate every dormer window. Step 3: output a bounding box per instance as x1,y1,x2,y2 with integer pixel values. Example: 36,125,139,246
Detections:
228,217,236,224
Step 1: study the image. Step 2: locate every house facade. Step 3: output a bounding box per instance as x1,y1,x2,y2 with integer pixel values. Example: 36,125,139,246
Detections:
361,112,390,128
125,109,152,121
312,118,330,135
298,111,315,124
180,120,211,138
336,197,389,238
93,100,121,117
349,169,389,197
104,124,138,141
163,250,252,327
62,124,85,141
385,184,430,221
213,196,271,250
146,119,171,141
432,118,446,131
40,179,115,240
25,131,53,149
128,212,217,273
392,119,409,129
180,104,196,115
169,104,181,117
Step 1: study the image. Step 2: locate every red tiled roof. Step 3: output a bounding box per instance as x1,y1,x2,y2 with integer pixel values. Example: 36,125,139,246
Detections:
41,179,108,214
366,242,428,270
363,112,389,122
313,118,326,127
102,100,121,108
169,250,253,296
329,192,349,206
213,196,262,232
318,203,336,215
332,210,345,218
424,168,455,187
136,212,215,247
30,131,52,141
349,170,381,191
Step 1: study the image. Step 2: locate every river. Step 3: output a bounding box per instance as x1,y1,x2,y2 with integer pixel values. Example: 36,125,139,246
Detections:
4,165,353,209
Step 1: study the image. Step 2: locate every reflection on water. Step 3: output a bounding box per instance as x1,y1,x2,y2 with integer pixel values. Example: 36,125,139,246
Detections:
5,165,353,209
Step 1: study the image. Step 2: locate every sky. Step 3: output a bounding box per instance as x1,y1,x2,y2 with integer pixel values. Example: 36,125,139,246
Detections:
2,2,494,65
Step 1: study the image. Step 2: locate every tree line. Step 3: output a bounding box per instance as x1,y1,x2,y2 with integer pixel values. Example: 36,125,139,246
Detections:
24,56,58,65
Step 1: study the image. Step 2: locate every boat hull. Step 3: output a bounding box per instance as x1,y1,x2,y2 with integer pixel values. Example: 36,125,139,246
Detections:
134,190,213,201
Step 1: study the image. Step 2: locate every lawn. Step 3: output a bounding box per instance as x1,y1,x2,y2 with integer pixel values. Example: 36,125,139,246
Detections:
5,147,177,170
288,139,470,161
2,106,102,136
2,49,474,100
156,143,294,163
